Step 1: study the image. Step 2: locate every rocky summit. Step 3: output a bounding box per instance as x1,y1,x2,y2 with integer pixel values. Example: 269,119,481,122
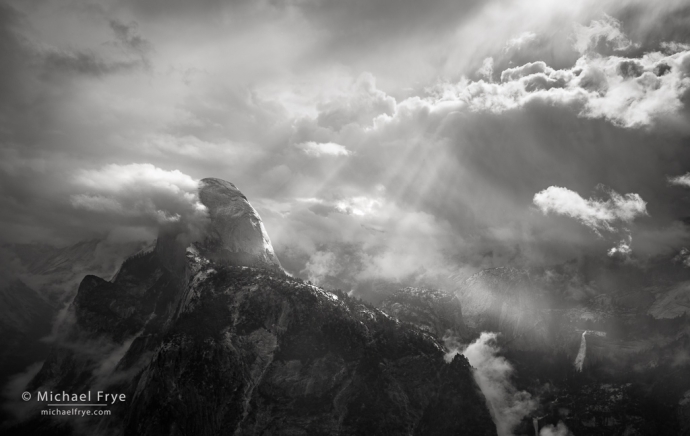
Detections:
6,179,495,436
197,178,283,272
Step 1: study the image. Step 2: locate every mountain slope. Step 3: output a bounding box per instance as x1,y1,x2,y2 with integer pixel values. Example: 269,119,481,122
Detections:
7,179,496,436
124,256,494,436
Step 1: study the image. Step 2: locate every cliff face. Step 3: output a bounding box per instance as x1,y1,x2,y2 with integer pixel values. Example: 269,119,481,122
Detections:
10,179,495,436
195,178,283,272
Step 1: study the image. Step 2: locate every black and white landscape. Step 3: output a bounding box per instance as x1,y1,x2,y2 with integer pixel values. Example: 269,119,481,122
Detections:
3,0,690,435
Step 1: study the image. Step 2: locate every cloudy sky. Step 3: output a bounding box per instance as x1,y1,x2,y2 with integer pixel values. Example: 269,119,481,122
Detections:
3,0,690,294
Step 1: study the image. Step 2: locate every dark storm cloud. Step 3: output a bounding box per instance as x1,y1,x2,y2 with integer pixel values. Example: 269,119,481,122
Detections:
108,19,152,54
41,19,152,77
615,2,690,52
120,0,483,45
42,49,143,76
0,3,160,243
118,0,228,20
0,3,65,242
291,0,485,65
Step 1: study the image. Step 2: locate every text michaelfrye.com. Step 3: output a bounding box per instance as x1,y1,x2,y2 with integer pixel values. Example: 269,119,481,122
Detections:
41,409,112,417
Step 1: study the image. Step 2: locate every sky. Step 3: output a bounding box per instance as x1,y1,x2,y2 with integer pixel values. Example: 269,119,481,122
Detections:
2,0,690,295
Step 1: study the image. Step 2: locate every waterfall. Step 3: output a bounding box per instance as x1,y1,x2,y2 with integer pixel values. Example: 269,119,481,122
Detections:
533,417,539,435
574,331,587,371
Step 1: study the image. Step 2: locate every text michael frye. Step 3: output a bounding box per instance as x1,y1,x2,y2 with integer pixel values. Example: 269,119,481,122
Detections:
34,391,126,404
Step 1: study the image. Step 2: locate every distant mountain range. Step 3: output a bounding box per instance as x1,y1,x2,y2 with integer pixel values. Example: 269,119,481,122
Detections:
0,238,148,405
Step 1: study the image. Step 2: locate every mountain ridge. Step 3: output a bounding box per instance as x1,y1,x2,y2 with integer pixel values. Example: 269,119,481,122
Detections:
5,178,496,436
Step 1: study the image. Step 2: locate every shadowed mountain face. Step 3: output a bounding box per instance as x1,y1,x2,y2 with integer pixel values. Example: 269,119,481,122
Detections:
0,239,146,426
5,179,495,436
0,280,53,391
11,240,147,307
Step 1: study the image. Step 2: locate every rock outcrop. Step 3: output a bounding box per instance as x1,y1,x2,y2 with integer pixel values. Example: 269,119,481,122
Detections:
196,178,283,272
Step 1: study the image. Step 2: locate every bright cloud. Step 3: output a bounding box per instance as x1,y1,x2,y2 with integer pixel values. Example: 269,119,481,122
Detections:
302,250,340,285
73,163,200,195
335,197,381,216
573,14,635,54
669,172,690,188
607,235,633,257
296,196,381,216
434,47,690,128
533,186,647,234
71,163,207,226
457,332,537,436
540,421,573,436
296,141,352,157
477,57,495,81
505,31,538,51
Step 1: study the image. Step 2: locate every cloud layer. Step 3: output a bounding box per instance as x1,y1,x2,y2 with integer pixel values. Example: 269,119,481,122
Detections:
1,0,690,294
296,142,352,157
669,173,690,188
68,163,209,242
